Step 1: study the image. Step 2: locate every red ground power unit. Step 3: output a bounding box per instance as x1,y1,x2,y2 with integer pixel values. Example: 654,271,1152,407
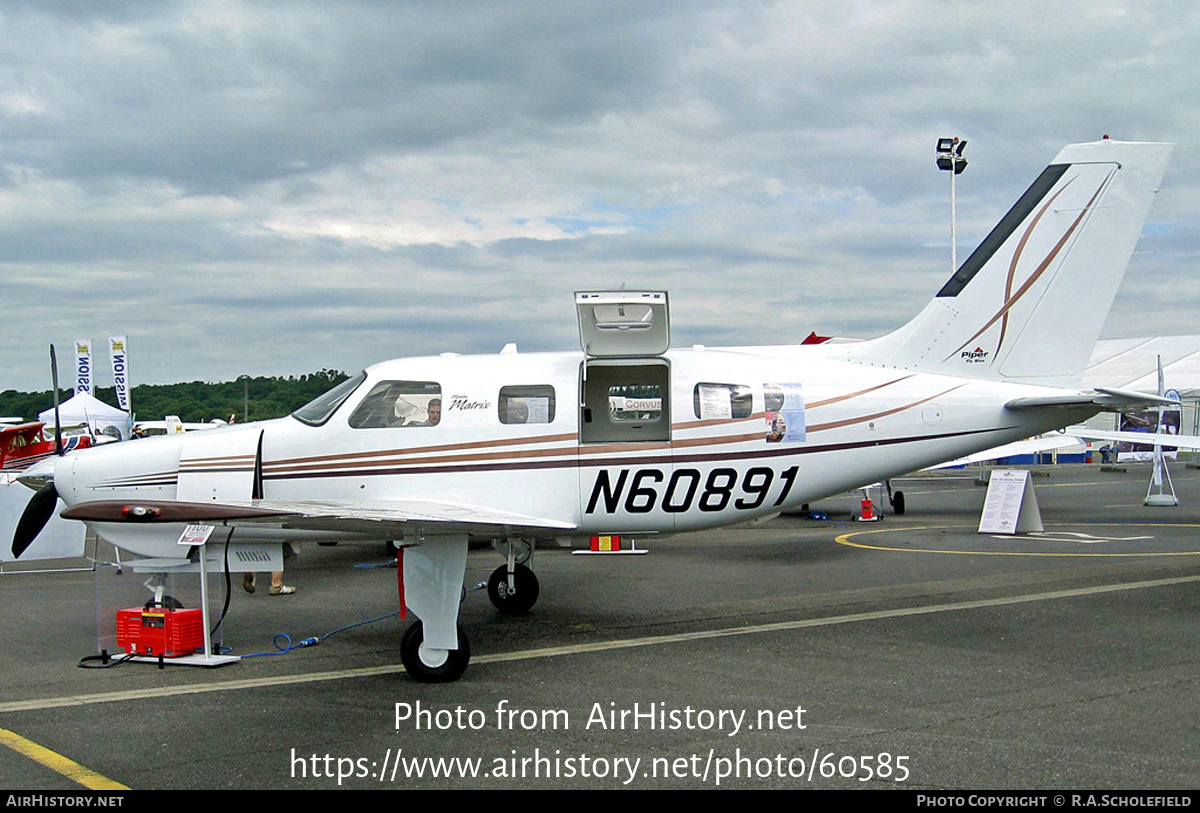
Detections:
116,606,204,658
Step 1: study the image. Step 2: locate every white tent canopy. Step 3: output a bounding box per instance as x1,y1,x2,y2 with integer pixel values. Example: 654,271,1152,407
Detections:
1084,336,1200,397
38,392,130,440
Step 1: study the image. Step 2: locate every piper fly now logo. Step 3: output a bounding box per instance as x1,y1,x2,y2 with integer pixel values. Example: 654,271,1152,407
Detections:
960,347,989,363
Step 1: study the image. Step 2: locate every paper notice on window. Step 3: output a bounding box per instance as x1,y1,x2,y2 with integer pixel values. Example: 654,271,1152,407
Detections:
764,383,805,443
526,397,550,423
697,384,733,419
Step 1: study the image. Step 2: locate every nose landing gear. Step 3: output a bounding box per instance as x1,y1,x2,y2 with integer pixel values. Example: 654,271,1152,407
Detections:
400,621,470,683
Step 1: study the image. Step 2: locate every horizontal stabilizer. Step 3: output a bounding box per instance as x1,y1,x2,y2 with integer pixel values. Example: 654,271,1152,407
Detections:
1006,387,1179,412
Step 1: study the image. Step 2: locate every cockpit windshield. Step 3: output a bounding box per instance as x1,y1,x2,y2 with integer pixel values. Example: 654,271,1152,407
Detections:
291,371,367,426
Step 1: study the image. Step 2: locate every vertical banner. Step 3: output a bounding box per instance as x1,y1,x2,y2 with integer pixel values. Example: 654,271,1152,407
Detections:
74,339,92,395
109,336,130,412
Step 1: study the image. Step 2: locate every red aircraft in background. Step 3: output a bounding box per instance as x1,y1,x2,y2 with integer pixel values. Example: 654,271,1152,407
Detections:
0,422,93,473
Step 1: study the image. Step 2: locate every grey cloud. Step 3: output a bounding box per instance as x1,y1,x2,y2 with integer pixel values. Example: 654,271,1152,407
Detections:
3,1,1200,393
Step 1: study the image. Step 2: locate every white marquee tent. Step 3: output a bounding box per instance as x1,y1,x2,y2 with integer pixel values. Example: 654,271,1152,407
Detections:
38,392,130,441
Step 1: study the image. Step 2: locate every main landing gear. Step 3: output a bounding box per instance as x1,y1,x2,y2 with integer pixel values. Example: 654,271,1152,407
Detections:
488,563,539,613
486,538,540,614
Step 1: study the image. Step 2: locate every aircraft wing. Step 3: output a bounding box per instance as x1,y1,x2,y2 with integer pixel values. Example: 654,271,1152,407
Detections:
1005,387,1179,412
925,434,1087,469
1071,429,1200,451
60,498,577,538
925,427,1200,471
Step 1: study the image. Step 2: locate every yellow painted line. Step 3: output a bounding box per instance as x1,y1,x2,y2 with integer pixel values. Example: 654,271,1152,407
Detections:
836,523,1200,557
0,727,129,790
4,572,1200,716
0,667,408,713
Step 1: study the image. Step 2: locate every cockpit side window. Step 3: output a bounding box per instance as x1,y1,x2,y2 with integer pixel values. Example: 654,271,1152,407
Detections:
348,381,442,428
291,372,366,427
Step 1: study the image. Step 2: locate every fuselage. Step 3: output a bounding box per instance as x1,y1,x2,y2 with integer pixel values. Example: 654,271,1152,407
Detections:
51,342,1094,555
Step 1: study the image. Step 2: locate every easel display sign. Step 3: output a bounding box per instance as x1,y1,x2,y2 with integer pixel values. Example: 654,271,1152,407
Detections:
978,469,1043,535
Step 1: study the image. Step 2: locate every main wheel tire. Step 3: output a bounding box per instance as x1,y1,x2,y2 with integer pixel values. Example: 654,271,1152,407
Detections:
400,621,470,683
487,563,539,613
892,490,906,516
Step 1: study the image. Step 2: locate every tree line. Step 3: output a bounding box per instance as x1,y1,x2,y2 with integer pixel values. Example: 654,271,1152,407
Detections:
0,369,350,425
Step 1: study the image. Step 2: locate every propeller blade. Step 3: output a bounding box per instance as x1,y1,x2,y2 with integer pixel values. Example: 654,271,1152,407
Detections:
12,483,60,559
50,345,63,457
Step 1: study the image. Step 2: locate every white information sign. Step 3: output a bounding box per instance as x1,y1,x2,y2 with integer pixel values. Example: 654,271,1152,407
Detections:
179,524,215,546
978,469,1043,534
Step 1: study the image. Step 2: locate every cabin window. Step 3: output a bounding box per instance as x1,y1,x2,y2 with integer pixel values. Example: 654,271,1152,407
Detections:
292,371,366,426
348,381,442,428
498,385,555,424
693,383,752,420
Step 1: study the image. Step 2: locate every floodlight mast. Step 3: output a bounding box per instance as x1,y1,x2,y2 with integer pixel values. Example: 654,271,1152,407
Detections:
936,137,968,274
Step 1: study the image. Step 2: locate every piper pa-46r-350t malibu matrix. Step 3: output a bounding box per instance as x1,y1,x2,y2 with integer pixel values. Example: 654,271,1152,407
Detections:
13,139,1177,681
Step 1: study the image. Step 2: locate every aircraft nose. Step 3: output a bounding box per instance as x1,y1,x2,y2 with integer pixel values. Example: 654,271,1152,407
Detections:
16,458,56,491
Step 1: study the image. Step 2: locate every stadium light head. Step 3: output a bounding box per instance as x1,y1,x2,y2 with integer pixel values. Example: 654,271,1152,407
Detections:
936,137,968,174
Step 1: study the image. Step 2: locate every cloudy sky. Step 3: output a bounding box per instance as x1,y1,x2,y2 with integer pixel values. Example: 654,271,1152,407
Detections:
3,1,1199,396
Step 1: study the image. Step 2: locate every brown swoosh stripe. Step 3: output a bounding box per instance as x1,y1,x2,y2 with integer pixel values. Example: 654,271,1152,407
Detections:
98,381,966,487
948,172,1110,361
996,180,1074,352
93,471,181,488
268,430,580,469
262,426,1018,481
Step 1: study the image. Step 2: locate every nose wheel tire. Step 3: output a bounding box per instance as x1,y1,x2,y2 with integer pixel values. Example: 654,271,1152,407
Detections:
400,621,470,683
487,563,539,613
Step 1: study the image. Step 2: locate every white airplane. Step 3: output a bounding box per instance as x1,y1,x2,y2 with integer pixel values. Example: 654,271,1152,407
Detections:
133,416,230,436
11,138,1177,682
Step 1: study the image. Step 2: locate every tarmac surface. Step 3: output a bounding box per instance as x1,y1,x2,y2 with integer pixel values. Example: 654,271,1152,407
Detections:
2,462,1200,790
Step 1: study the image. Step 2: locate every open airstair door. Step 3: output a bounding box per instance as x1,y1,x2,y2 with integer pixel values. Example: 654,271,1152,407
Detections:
576,291,669,358
576,291,671,444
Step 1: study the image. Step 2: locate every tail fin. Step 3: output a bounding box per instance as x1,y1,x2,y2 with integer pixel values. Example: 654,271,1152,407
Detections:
844,139,1173,388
